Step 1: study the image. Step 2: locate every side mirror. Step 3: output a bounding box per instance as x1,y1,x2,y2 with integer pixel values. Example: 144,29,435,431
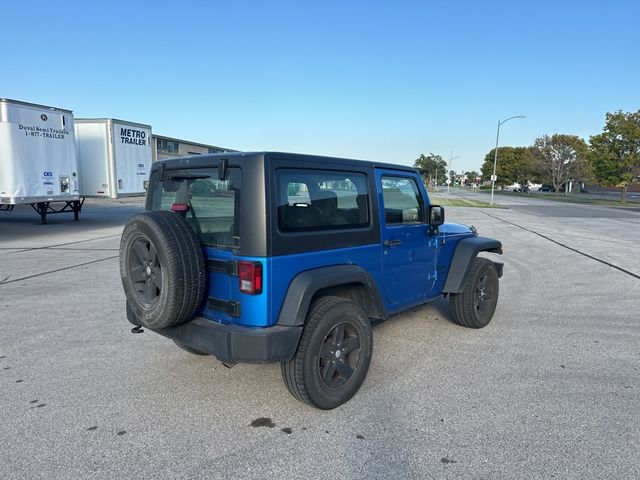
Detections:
429,205,445,225
428,205,444,235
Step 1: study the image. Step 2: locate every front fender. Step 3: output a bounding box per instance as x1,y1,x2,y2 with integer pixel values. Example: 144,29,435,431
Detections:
442,237,503,293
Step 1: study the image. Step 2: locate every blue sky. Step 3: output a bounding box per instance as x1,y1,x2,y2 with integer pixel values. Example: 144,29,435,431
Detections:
2,0,638,173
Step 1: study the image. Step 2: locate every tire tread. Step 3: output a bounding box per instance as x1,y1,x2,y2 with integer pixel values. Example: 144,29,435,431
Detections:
449,258,498,329
119,211,206,329
281,296,372,409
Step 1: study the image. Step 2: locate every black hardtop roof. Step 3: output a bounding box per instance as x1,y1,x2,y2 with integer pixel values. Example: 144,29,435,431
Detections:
154,151,418,173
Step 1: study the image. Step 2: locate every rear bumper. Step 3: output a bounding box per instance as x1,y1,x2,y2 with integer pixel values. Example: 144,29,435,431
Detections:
135,313,302,364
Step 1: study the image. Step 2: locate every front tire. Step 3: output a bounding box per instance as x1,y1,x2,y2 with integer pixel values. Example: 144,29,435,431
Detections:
281,296,373,409
450,258,499,328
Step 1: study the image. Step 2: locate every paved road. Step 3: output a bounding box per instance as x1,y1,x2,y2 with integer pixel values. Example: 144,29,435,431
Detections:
1,196,639,479
433,189,640,278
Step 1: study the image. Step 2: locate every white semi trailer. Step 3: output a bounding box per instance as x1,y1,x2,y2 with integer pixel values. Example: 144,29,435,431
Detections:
0,99,82,223
75,119,152,198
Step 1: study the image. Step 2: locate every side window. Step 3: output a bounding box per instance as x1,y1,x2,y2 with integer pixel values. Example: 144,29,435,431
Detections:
381,176,424,224
278,169,370,231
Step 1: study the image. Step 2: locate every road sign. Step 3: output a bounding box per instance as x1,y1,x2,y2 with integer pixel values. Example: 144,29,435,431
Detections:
446,179,451,185
491,175,497,181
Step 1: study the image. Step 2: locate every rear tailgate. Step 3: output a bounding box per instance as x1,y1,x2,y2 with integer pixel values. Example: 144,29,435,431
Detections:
148,161,270,327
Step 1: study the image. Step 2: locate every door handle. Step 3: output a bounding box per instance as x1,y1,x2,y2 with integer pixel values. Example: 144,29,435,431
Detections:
383,239,402,247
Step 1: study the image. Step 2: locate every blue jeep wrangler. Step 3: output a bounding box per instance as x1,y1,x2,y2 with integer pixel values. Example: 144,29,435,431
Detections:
120,152,503,409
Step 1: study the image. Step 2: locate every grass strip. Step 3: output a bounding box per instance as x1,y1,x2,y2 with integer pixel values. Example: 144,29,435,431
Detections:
492,191,640,209
428,196,504,208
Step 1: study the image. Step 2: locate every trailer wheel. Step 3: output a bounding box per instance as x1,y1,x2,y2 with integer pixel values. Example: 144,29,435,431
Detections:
119,211,206,329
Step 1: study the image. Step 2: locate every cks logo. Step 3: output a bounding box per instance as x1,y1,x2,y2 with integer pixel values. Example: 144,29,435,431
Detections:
138,164,145,168
43,171,53,177
41,114,48,121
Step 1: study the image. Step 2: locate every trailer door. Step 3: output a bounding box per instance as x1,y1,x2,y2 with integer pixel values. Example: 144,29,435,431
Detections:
112,122,152,195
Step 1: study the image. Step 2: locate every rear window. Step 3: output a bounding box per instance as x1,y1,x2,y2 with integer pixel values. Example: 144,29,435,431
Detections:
277,169,370,232
149,167,241,248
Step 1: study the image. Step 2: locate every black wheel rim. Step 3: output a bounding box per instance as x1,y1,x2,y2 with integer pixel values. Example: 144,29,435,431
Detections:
318,322,361,388
128,236,162,305
473,271,496,317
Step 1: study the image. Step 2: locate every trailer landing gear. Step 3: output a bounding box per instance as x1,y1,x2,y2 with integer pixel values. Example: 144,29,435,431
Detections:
29,198,85,224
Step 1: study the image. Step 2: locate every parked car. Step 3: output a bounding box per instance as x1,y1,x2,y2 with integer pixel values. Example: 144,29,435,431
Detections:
538,185,555,192
119,152,504,409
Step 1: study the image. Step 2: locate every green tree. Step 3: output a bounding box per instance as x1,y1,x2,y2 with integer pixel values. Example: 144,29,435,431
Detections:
465,170,480,185
589,110,640,203
413,153,447,187
531,134,588,194
480,147,535,189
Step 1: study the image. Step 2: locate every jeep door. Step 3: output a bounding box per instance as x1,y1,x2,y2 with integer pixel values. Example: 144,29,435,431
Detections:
376,170,436,308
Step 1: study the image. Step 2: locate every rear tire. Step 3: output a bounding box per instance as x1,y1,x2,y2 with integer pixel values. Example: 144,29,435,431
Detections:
281,296,373,409
450,258,499,328
119,211,206,329
155,211,207,321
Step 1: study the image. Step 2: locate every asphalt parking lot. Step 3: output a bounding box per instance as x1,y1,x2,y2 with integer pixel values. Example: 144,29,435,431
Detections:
1,195,639,480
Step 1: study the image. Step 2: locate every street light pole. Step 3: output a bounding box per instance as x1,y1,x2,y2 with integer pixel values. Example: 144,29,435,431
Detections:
490,115,526,205
448,151,460,194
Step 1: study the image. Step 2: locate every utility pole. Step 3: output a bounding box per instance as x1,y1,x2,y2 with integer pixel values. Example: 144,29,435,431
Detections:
435,164,439,192
490,115,526,205
448,151,460,194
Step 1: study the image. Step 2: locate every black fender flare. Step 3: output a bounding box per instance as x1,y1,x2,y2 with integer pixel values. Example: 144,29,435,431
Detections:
276,265,387,327
442,237,503,293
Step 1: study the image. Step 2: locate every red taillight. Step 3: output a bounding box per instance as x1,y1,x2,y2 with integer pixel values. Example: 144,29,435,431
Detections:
238,261,262,295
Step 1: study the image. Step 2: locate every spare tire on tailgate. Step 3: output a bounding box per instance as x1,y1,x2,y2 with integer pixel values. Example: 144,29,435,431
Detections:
119,210,206,329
